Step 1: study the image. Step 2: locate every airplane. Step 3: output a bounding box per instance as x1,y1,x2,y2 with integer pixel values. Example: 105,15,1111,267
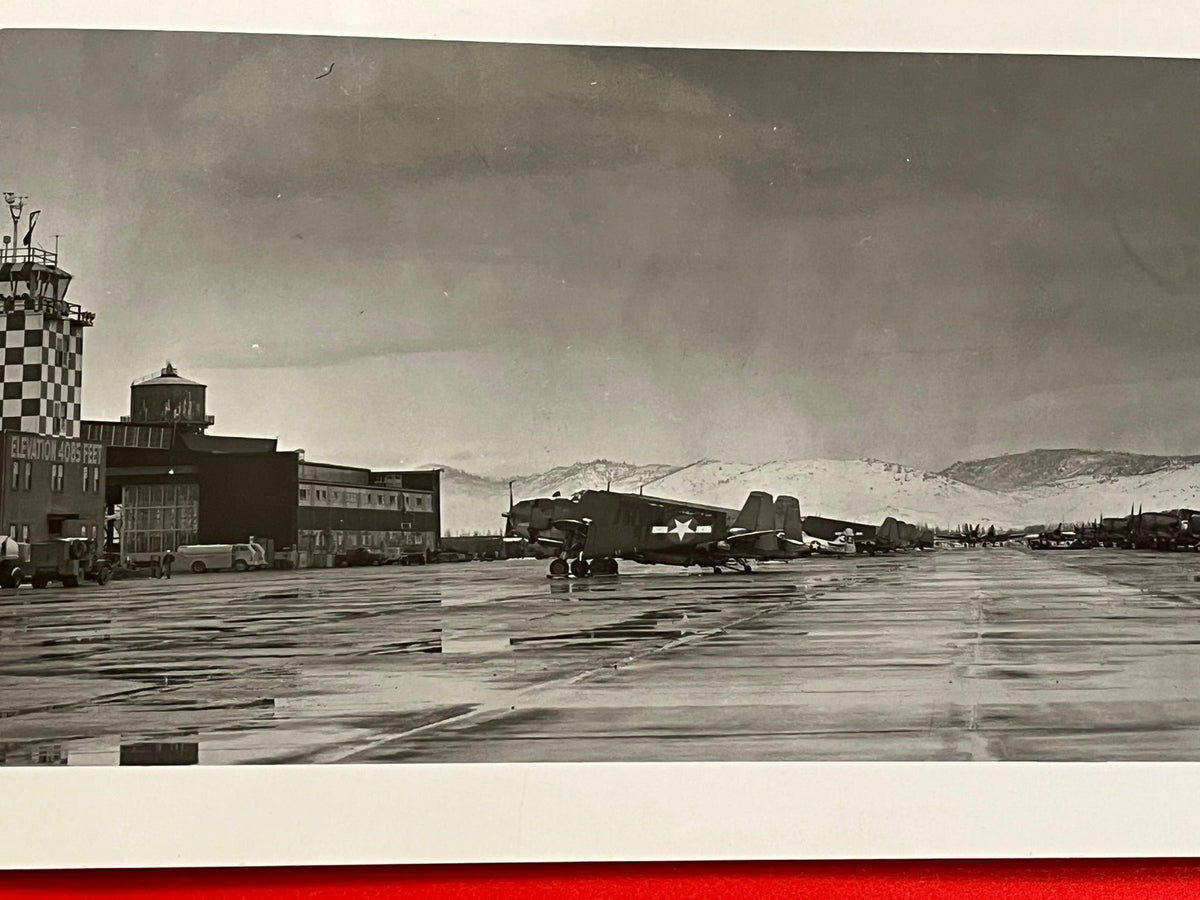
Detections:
936,523,1023,547
1027,522,1097,550
803,515,931,555
1116,506,1200,551
801,515,872,556
503,488,808,576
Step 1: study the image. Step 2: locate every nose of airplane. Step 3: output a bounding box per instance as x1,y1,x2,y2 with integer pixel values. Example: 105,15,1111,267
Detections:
503,499,534,541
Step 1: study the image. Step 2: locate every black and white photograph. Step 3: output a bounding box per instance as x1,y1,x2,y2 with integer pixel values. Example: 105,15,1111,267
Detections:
7,1,1200,867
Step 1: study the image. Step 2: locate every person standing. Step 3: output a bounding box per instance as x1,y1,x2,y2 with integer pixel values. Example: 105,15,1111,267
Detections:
161,549,175,579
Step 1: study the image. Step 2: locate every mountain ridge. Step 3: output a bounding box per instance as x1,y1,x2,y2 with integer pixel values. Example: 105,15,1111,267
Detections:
431,449,1200,536
939,448,1200,492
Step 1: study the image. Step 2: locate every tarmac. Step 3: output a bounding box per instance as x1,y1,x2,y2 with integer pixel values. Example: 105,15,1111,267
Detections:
2,547,1200,764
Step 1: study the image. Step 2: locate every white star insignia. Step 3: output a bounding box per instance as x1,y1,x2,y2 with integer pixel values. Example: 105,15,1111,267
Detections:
668,517,696,540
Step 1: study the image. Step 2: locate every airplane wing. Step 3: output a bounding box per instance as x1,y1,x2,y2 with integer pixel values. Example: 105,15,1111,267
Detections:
692,528,779,548
777,534,810,547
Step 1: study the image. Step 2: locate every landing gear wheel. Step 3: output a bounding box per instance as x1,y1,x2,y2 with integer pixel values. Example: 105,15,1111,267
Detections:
591,557,618,576
570,559,591,578
548,558,569,577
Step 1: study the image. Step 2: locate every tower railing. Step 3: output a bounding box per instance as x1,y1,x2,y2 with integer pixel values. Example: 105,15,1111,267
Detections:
119,414,215,426
0,246,58,267
0,293,95,325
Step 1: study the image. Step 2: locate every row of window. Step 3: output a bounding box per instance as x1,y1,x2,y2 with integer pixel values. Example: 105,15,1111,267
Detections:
297,484,434,512
298,529,436,551
80,422,172,449
8,461,101,494
9,462,30,492
4,523,99,542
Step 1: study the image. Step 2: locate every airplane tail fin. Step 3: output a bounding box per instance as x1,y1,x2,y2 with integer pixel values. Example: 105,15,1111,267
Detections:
731,491,778,554
733,491,774,532
878,516,901,547
774,496,803,541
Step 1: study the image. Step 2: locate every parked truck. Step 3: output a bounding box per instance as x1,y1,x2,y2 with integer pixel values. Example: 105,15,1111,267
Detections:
173,543,265,574
27,537,113,588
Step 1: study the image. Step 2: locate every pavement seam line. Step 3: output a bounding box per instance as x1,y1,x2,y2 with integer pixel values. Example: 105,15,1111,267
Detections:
325,574,856,764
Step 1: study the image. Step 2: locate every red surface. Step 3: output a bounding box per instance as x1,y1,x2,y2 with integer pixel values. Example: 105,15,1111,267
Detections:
3,862,1200,899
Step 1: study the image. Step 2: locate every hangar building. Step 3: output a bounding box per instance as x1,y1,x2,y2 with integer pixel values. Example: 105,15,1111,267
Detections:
82,364,441,567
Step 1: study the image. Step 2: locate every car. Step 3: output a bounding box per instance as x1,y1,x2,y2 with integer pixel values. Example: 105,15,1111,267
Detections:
429,550,471,564
333,547,389,567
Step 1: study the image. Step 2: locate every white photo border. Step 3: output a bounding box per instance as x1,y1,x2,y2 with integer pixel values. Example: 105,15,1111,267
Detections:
3,0,1200,867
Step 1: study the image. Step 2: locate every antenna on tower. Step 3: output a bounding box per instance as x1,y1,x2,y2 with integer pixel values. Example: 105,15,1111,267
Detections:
3,192,26,259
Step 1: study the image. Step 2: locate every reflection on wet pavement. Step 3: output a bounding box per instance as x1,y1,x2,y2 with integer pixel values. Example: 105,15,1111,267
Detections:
3,551,1200,762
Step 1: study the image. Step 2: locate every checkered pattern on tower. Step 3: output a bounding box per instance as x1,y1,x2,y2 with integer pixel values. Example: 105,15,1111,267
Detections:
1,310,84,437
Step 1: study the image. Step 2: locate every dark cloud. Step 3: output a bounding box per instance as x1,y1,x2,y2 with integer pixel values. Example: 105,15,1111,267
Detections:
5,32,1200,469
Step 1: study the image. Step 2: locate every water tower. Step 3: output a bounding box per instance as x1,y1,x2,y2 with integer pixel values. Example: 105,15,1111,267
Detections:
128,362,213,432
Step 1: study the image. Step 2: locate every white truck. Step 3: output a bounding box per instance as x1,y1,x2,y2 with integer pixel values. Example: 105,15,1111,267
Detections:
174,543,266,574
0,536,28,589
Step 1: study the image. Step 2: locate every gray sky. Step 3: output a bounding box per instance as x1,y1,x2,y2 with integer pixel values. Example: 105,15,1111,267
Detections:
4,31,1200,474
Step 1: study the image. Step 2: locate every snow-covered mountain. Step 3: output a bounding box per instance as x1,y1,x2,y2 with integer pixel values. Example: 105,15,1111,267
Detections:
638,458,1023,526
1010,466,1200,526
429,460,680,537
433,451,1200,536
940,449,1200,493
433,457,1020,535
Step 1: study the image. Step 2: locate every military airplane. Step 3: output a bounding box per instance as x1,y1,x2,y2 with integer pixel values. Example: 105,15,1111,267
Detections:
503,488,808,576
936,523,1023,547
1107,506,1200,551
803,515,930,555
801,515,871,556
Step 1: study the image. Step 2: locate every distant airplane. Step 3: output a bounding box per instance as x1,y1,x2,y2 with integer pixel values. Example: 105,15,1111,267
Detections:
805,515,932,554
503,488,808,576
801,515,871,556
935,523,1022,547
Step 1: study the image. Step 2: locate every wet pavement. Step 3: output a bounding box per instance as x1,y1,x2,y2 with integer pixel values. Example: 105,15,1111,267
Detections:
2,548,1200,764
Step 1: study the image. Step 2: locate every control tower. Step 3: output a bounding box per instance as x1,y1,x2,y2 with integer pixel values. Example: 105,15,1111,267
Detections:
127,362,213,432
0,195,95,438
